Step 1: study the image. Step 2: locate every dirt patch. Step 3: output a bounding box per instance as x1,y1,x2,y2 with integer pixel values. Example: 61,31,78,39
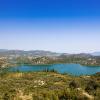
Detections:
17,90,32,100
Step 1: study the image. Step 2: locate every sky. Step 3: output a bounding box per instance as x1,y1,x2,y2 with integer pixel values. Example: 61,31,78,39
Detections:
0,0,100,53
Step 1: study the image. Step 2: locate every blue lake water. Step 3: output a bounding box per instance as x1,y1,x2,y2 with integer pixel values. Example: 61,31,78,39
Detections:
7,64,100,76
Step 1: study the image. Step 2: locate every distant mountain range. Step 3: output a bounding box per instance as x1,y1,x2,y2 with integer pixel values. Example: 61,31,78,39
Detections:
0,49,62,57
91,52,100,56
0,49,100,57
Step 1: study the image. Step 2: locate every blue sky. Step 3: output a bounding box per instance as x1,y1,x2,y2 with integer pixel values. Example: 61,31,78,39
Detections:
0,0,100,53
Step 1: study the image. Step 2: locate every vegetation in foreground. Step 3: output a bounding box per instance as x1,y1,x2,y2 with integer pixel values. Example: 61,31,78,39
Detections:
0,71,100,100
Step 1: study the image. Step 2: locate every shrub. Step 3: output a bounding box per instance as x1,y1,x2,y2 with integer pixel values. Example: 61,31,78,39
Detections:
69,80,79,89
85,80,98,92
3,93,10,100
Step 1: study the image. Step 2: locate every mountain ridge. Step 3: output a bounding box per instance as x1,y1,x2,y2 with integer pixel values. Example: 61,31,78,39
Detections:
0,49,100,57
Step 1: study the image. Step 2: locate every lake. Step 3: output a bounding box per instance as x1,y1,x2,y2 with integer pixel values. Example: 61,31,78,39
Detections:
6,64,100,76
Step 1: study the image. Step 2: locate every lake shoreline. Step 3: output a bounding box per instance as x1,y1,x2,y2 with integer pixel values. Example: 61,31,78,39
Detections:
1,63,100,76
1,62,100,69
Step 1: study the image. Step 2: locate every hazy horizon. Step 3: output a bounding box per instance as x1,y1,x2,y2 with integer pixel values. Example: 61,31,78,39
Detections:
0,48,100,54
0,0,100,53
